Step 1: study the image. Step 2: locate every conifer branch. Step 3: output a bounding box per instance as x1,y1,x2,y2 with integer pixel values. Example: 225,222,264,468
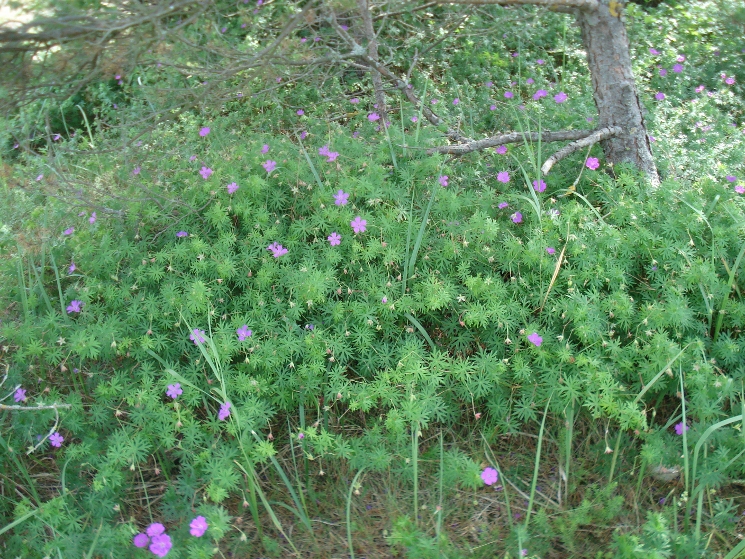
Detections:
540,126,622,174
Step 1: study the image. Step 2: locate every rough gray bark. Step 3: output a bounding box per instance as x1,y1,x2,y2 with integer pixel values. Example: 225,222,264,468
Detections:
577,0,659,183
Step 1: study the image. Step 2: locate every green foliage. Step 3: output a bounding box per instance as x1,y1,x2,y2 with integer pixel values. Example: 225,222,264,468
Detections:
1,0,745,557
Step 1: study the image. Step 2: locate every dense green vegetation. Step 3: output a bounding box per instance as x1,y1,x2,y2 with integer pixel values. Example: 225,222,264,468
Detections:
1,1,745,557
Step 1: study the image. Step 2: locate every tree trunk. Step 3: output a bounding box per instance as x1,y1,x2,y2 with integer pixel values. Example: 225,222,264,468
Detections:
577,0,659,184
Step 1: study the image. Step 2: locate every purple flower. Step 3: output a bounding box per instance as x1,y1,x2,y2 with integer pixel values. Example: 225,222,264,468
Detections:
498,202,509,209
350,216,367,234
49,432,64,447
533,179,546,193
166,384,182,399
439,175,449,187
496,145,507,155
649,48,660,55
677,55,686,62
382,296,388,304
673,64,683,73
655,92,666,101
411,116,418,122
200,166,213,179
675,422,689,435
368,112,380,122
262,160,277,173
63,227,74,235
453,98,459,105
497,171,510,183
659,68,668,77
133,166,141,175
532,89,547,100
481,467,498,485
328,232,341,246
190,329,206,345
67,261,76,275
237,325,252,341
221,26,227,33
586,157,600,170
527,332,543,347
261,144,270,154
133,533,149,548
431,98,438,104
218,402,232,420
554,92,568,103
334,189,349,206
350,98,360,104
486,81,493,87
14,388,27,403
149,534,172,558
736,185,745,194
504,91,514,99
546,247,556,255
298,433,305,440
490,104,497,111
199,127,210,137
726,175,737,182
66,300,83,314
36,174,43,181
227,182,239,194
726,77,735,85
536,59,545,65
176,231,188,238
319,144,339,162
526,78,534,85
190,516,208,537
511,212,522,224
89,212,97,224
297,109,304,115
267,242,288,258
695,85,705,93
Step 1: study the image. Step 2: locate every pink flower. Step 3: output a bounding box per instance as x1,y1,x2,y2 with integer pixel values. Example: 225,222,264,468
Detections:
674,422,689,435
496,145,507,155
453,98,459,105
261,144,269,154
439,175,448,187
49,432,64,447
190,516,208,537
149,534,172,558
66,300,83,313
490,104,497,111
297,109,304,115
262,160,277,173
89,212,97,224
319,144,339,162
189,155,197,161
726,175,737,182
133,533,149,548
511,212,522,224
586,157,600,170
298,433,305,439
14,388,26,402
350,216,367,234
327,232,342,246
481,467,498,485
63,227,74,235
382,296,387,303
672,64,683,73
735,185,745,194
497,171,510,183
368,112,380,122
527,332,542,347
536,59,545,65
546,247,556,255
677,55,685,62
227,182,239,194
504,91,514,99
659,68,668,77
199,166,213,179
554,92,567,103
68,261,76,273
190,329,206,344
411,116,418,122
655,92,666,100
267,242,288,257
695,85,705,93
350,98,360,104
36,174,43,181
649,48,660,55
498,202,509,209
199,127,210,137
526,78,534,85
176,231,188,237
533,89,547,100
133,166,141,175
725,77,735,85
533,179,546,193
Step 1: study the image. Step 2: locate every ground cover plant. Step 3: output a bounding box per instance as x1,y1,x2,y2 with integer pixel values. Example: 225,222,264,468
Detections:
1,0,745,557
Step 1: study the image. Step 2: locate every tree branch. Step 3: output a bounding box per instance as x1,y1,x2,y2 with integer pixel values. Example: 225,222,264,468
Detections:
432,0,598,10
427,129,596,155
357,0,387,119
540,126,621,174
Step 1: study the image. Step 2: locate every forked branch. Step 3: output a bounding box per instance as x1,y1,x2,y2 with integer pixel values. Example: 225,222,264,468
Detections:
540,126,621,174
432,0,598,10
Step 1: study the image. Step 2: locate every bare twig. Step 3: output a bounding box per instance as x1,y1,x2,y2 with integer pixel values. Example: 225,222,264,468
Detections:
427,129,596,155
432,0,598,10
357,0,387,120
540,126,621,174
